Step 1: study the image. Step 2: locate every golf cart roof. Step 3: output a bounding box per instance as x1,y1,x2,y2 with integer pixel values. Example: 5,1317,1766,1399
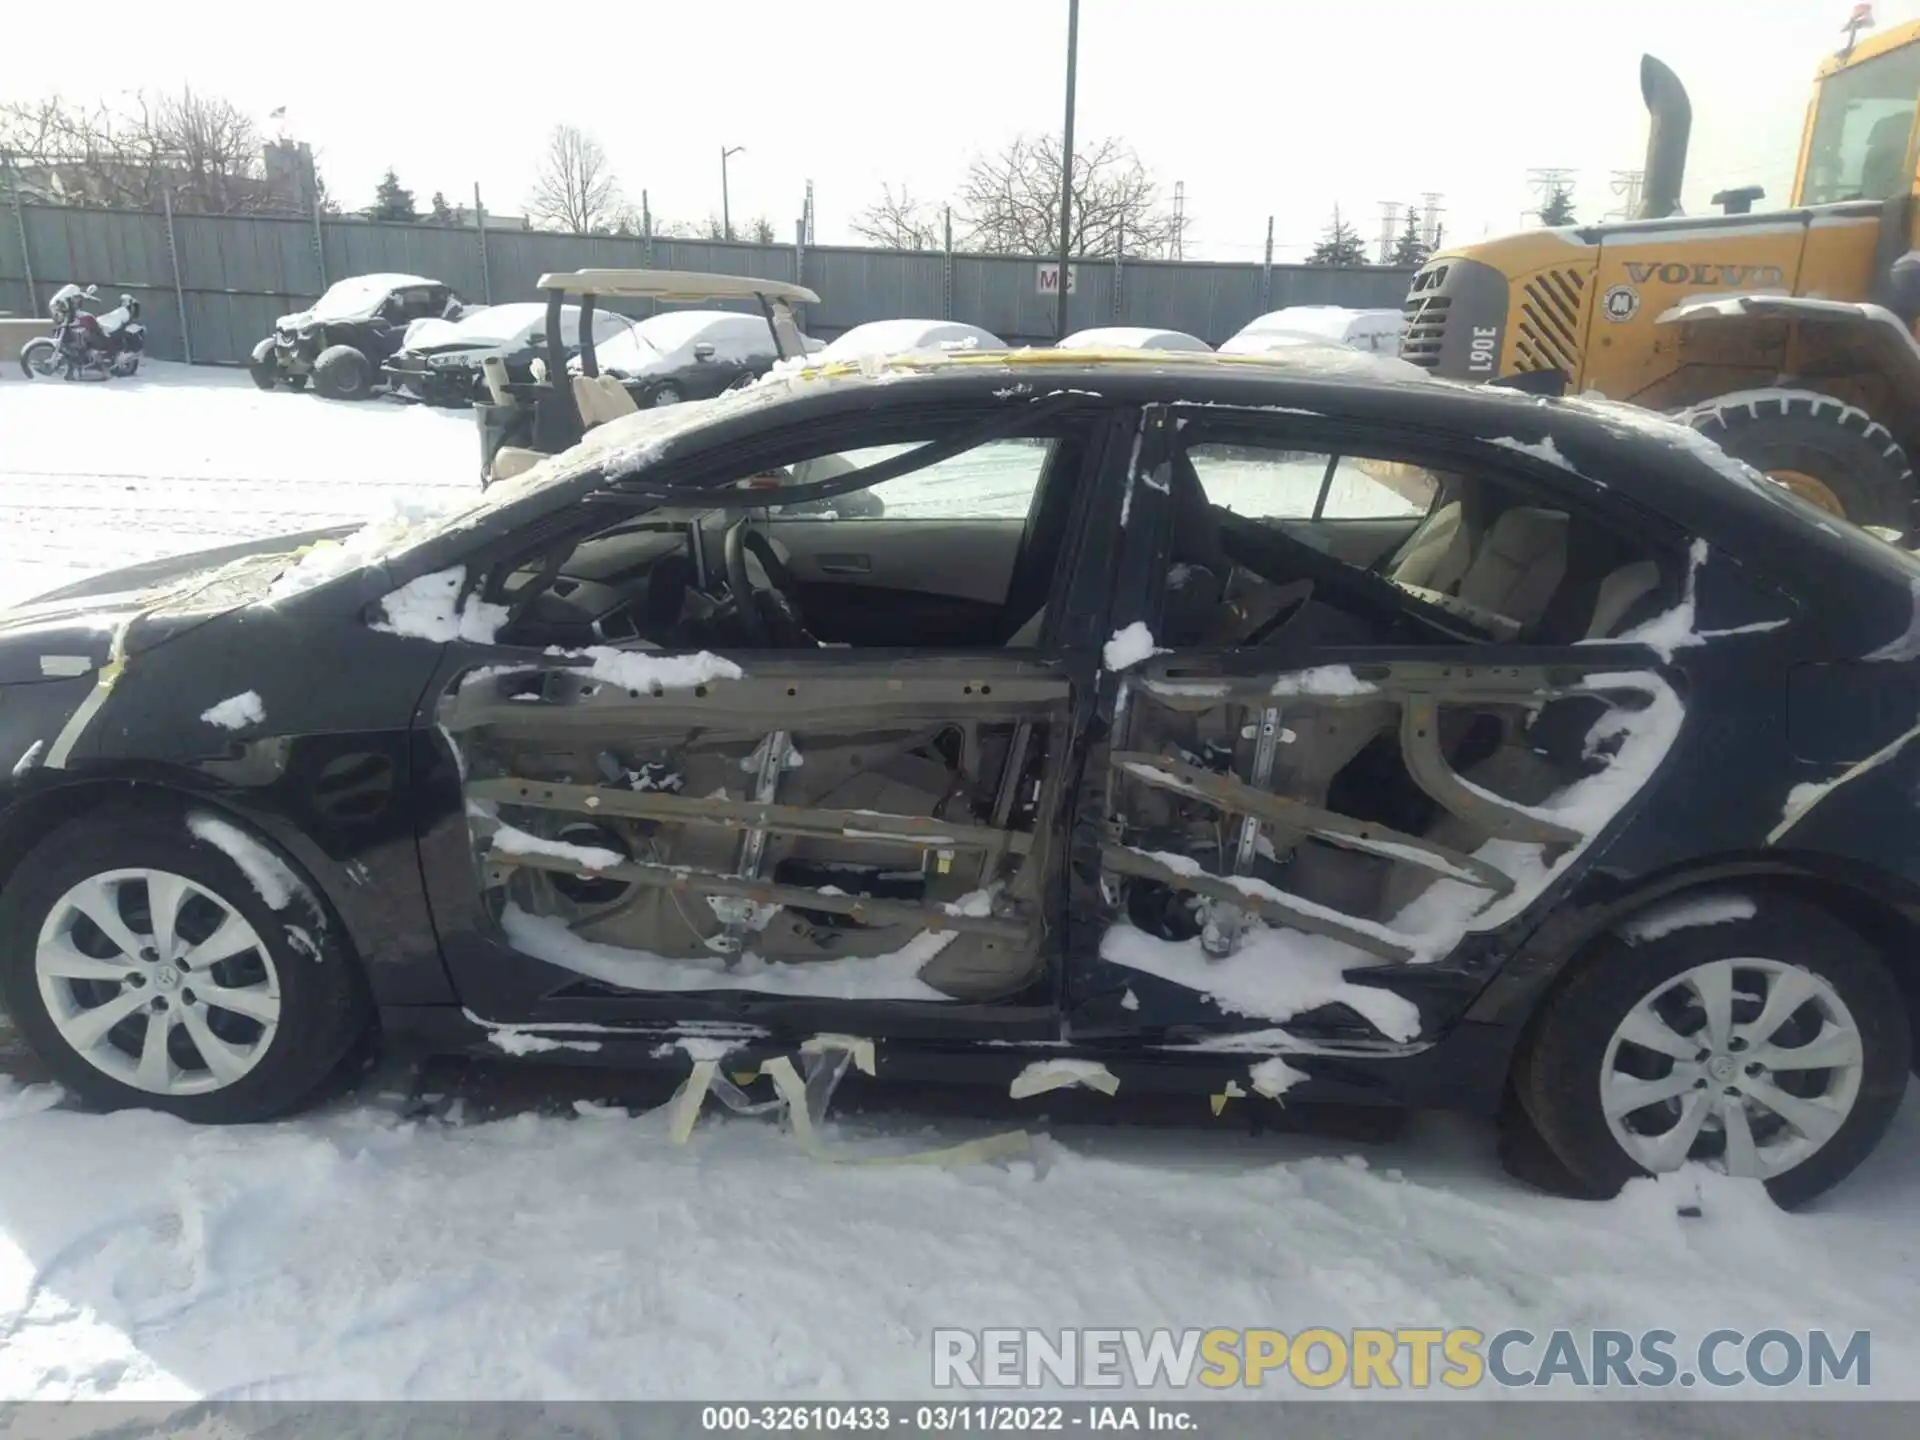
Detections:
536,269,820,305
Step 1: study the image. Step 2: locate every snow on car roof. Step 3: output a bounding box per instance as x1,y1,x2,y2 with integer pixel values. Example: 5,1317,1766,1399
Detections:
818,320,1006,360
1059,327,1211,352
536,268,819,304
635,309,769,350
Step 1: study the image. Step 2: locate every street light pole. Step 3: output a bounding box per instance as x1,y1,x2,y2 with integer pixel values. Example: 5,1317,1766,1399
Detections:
721,145,746,241
1055,0,1080,341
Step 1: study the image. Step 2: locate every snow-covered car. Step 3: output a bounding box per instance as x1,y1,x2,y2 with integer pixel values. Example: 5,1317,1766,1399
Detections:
816,320,1004,362
2,348,1915,1209
582,310,817,408
384,303,642,408
1059,326,1210,352
250,274,471,401
1220,305,1406,357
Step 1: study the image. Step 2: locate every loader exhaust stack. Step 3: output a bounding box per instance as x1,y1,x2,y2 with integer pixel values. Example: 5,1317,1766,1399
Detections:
1637,54,1692,220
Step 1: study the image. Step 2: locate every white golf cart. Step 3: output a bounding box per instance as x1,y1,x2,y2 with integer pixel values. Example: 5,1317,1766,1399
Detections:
476,269,819,488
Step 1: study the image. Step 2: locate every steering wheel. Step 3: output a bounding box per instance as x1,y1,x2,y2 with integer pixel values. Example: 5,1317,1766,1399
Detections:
723,519,818,647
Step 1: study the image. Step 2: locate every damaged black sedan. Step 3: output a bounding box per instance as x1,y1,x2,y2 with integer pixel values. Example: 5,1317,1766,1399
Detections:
1,347,1916,1206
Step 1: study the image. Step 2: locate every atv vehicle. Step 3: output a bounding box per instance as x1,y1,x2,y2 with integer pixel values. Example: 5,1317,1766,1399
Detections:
250,274,470,401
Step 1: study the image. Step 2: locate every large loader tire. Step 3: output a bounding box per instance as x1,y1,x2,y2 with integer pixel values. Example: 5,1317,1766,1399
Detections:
1678,389,1914,533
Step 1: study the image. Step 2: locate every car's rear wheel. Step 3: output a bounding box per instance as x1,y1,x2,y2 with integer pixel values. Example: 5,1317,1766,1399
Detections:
247,338,279,391
0,808,370,1123
312,344,374,401
1678,389,1915,533
1515,894,1910,1208
650,383,683,407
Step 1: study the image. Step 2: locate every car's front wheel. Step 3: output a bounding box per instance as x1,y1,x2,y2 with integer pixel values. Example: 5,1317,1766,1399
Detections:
248,337,279,391
650,383,683,407
1515,894,1910,1208
312,344,374,401
0,808,369,1123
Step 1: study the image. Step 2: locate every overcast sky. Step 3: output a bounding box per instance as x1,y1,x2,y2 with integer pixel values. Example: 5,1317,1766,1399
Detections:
6,0,1917,260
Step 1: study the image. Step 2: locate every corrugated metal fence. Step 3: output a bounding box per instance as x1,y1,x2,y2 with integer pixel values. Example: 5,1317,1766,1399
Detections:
0,203,1414,367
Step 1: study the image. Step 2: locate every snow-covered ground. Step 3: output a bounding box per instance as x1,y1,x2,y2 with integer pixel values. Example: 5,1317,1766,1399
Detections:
1,365,1917,1415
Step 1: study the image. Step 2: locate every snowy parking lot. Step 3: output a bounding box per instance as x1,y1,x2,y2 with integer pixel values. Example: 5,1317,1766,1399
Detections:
1,365,1918,1418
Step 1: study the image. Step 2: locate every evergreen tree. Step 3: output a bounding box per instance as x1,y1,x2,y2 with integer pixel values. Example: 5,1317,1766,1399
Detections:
428,190,455,225
1306,206,1370,267
370,168,417,222
1538,183,1577,227
1389,205,1431,267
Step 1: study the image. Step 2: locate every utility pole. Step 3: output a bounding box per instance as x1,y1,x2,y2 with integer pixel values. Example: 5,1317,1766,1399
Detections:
1376,200,1402,264
1524,168,1574,226
1055,0,1080,341
1419,192,1445,249
803,179,815,246
1171,180,1186,261
1605,169,1645,221
721,144,746,241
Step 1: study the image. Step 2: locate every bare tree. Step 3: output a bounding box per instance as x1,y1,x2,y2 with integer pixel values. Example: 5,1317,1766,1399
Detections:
0,88,272,214
747,215,777,245
527,124,620,233
850,183,942,250
957,133,1179,258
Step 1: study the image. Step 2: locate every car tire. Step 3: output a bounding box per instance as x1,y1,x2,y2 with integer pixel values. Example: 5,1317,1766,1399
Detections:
650,383,683,407
0,807,371,1124
1515,894,1910,1209
312,344,374,401
1677,389,1915,533
248,338,279,391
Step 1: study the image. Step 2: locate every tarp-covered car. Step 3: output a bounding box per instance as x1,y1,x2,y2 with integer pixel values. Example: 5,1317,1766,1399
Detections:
2,345,1915,1208
385,303,643,407
250,274,471,400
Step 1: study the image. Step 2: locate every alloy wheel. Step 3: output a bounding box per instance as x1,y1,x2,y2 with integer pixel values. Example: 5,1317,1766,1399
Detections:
1600,957,1864,1181
33,868,282,1096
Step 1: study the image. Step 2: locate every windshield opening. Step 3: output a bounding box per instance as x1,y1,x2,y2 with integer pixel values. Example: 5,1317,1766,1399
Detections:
1802,42,1920,205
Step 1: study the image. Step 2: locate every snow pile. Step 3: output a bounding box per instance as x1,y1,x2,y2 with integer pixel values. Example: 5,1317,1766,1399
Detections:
547,645,744,692
0,1068,1915,1401
199,691,265,730
267,493,472,603
1488,434,1574,470
1620,893,1758,944
501,905,951,1001
486,820,625,872
1106,671,1686,1035
1270,664,1374,697
1102,622,1164,672
1607,539,1709,662
372,566,508,644
486,1029,602,1057
1249,1056,1307,1099
1100,923,1421,1041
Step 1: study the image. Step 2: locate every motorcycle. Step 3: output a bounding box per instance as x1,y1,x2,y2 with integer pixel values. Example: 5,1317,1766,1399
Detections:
20,284,147,380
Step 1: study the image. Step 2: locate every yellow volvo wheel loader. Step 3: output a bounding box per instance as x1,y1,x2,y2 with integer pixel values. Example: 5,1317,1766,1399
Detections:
1401,16,1920,532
